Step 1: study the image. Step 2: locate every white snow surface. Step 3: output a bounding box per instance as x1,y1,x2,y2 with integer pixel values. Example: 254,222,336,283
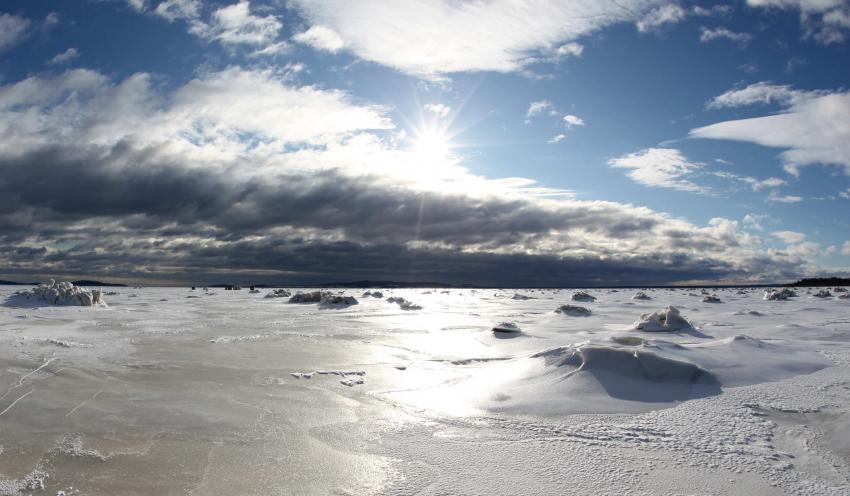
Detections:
0,285,848,495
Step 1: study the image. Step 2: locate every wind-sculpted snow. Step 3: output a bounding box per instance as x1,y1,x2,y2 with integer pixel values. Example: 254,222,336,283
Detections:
0,285,847,494
4,280,106,307
554,304,592,316
631,305,695,332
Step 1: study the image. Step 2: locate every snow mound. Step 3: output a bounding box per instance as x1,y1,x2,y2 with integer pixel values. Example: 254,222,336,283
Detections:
288,291,357,306
492,322,521,333
554,304,592,316
631,306,694,332
6,280,106,307
763,288,797,300
632,291,652,300
265,289,291,298
701,295,722,303
570,291,596,302
510,293,533,300
813,290,832,298
839,293,850,300
532,345,716,386
386,296,422,310
362,291,384,298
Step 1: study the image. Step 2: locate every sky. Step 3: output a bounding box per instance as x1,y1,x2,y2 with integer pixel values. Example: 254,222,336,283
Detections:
0,0,849,286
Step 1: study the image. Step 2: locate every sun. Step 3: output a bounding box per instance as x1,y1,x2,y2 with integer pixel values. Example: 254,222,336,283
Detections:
411,127,451,161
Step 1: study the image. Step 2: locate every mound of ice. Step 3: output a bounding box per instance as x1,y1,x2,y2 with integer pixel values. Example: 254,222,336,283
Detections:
265,289,291,298
510,293,532,300
386,296,422,310
532,345,716,385
6,280,106,307
763,288,797,300
813,289,832,298
839,293,850,300
834,287,848,293
554,304,591,316
570,291,596,302
492,322,521,333
701,295,722,303
362,291,384,298
631,306,694,332
632,291,652,300
288,291,357,306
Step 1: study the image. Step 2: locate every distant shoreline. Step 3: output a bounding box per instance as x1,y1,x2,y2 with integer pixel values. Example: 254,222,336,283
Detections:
1,277,847,289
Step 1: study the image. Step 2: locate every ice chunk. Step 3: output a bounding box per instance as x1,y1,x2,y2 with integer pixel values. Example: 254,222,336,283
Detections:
631,306,694,332
5,279,107,307
554,304,592,316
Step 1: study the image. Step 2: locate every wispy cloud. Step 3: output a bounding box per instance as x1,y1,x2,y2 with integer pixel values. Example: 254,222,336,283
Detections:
608,147,709,193
0,13,31,52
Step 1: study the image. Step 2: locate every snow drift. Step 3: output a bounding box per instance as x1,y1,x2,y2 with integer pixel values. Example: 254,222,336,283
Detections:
5,280,106,307
630,306,694,332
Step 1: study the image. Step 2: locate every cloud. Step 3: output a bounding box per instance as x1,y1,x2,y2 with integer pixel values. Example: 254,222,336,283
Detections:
746,0,850,44
713,171,786,191
743,213,769,231
548,134,566,144
526,100,553,120
608,147,709,193
0,13,31,52
692,83,850,175
289,0,666,76
0,68,818,285
706,81,818,109
153,0,201,22
636,4,687,32
292,25,346,53
189,1,282,48
48,48,81,65
636,3,731,33
554,42,583,59
843,240,850,255
699,26,752,45
773,230,806,244
563,114,585,128
424,103,451,118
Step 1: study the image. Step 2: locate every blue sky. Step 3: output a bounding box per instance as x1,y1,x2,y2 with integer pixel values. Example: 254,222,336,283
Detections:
0,0,848,285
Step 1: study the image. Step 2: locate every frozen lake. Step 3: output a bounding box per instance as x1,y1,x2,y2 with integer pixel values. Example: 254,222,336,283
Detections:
0,285,849,495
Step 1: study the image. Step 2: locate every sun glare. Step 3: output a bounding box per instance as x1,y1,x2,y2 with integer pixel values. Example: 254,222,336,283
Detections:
412,127,451,161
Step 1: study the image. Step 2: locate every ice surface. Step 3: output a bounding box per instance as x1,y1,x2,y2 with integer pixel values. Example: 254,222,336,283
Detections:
0,284,848,495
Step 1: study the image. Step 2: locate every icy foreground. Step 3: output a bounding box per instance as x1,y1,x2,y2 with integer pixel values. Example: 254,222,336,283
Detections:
0,286,849,495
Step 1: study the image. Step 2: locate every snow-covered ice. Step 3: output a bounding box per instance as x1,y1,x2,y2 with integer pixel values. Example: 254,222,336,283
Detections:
0,284,848,495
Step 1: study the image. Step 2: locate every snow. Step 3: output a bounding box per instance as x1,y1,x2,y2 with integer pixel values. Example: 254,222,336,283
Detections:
386,296,422,310
492,322,521,333
264,289,290,298
570,290,596,302
554,304,592,316
0,284,848,495
4,280,106,307
630,305,695,332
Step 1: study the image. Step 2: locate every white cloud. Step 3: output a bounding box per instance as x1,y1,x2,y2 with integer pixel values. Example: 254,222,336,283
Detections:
767,192,803,203
290,0,665,76
842,240,850,255
699,26,752,45
608,147,708,193
692,84,850,175
743,213,769,231
548,133,566,144
292,25,346,53
525,100,553,120
706,82,817,109
424,103,451,119
714,171,786,191
554,42,583,59
747,0,850,44
563,114,585,128
126,0,148,12
773,230,807,244
154,0,201,22
840,188,850,199
0,14,31,52
49,48,81,65
190,1,282,48
636,4,687,32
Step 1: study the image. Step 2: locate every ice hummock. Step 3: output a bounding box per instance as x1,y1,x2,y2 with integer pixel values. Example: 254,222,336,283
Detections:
763,288,797,300
288,291,358,306
5,279,106,307
264,289,291,298
632,291,652,300
631,306,694,332
492,322,521,333
570,290,596,302
387,296,422,310
554,304,591,316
